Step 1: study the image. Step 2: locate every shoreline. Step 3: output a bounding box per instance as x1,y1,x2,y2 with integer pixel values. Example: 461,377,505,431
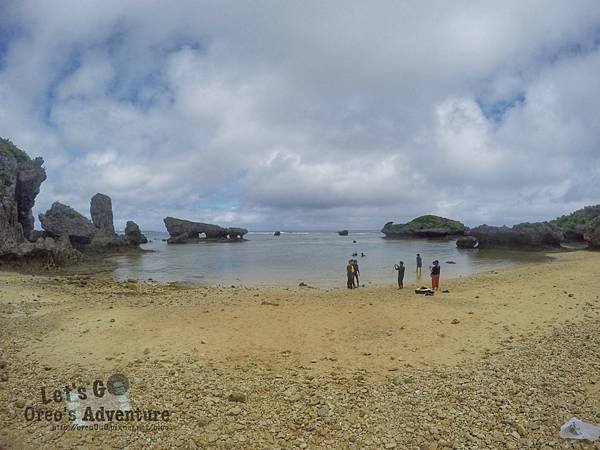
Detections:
0,246,563,290
1,250,599,448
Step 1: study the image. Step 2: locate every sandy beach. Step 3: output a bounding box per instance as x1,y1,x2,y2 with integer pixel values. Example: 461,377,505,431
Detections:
1,250,600,449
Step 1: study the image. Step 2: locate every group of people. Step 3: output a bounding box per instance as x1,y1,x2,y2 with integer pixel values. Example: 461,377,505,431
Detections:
345,259,361,288
393,254,441,290
346,252,441,291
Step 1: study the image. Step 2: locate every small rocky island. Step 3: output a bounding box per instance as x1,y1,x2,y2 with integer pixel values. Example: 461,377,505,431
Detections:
381,209,600,250
381,215,466,238
164,217,248,243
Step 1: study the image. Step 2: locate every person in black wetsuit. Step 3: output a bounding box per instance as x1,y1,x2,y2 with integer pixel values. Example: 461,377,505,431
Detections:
393,261,405,289
353,259,360,288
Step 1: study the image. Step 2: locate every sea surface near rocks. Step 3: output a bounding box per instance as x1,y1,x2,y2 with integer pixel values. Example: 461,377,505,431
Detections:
65,230,550,286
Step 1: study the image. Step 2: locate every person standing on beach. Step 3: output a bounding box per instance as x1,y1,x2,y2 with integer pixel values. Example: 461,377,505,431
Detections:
394,261,405,289
430,260,440,291
346,259,355,289
353,259,360,288
416,253,422,276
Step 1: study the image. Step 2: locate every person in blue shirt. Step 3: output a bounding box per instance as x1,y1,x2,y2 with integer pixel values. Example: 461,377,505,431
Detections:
416,253,422,276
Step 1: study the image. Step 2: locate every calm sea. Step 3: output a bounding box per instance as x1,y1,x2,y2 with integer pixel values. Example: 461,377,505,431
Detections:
70,231,550,287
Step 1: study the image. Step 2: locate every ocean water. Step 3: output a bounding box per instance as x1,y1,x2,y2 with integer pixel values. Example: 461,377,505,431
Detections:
74,231,551,287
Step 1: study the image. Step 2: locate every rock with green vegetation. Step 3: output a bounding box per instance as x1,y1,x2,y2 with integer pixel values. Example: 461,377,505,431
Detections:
552,205,600,240
583,216,600,249
0,137,32,163
381,215,466,238
0,138,80,264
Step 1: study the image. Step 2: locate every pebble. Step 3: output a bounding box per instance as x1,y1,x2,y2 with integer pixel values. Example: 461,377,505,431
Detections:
227,406,242,416
228,392,247,403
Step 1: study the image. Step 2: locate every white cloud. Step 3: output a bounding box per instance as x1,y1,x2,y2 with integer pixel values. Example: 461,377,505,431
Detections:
1,0,599,230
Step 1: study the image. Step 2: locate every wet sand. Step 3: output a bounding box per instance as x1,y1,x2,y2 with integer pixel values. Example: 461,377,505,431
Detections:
1,250,599,449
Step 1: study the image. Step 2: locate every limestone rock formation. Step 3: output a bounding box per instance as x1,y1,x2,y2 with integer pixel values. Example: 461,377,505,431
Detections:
1,139,147,264
456,236,478,248
88,193,147,250
470,222,564,249
163,217,248,243
0,139,47,247
90,193,115,235
0,234,80,265
16,157,46,239
124,221,147,245
583,217,600,249
40,195,147,253
0,138,80,264
39,202,97,245
382,215,466,238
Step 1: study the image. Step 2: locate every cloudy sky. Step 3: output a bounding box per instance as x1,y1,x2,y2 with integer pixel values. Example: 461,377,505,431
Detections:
1,1,599,231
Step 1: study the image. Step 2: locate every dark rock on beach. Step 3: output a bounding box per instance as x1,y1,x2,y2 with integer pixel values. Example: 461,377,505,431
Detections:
0,139,46,245
124,221,147,245
90,193,115,235
39,202,97,245
164,217,248,243
456,236,478,248
15,157,46,239
382,215,466,238
470,222,564,249
1,139,147,265
0,138,80,264
88,193,146,250
338,230,349,236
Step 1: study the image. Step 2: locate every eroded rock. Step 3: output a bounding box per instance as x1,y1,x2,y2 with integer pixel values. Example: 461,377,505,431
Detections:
164,217,247,243
39,202,96,245
124,221,147,245
90,193,115,235
470,222,563,249
456,236,478,248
